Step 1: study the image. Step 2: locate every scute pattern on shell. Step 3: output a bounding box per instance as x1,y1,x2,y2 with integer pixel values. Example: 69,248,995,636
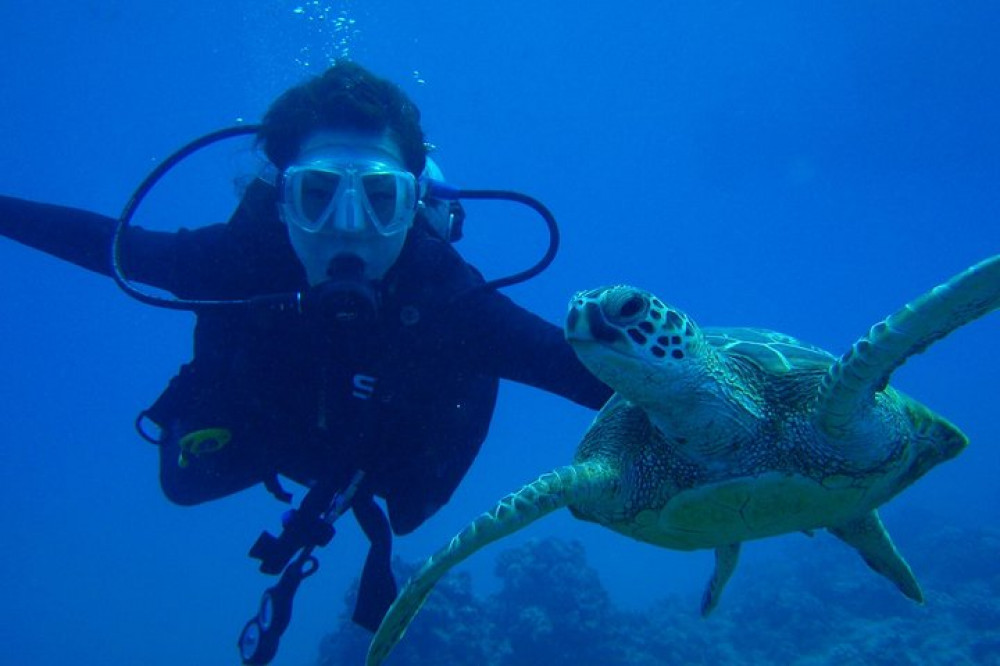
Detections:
703,326,836,375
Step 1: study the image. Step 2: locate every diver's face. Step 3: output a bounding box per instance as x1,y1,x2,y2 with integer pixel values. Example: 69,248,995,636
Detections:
279,129,417,285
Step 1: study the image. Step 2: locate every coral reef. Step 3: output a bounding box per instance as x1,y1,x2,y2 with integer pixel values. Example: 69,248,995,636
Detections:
318,561,501,666
317,513,1000,666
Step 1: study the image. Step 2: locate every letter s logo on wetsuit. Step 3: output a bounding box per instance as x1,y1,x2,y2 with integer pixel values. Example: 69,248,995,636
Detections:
352,374,377,400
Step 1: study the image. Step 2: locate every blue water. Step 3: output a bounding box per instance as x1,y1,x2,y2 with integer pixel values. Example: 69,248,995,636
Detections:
1,2,998,665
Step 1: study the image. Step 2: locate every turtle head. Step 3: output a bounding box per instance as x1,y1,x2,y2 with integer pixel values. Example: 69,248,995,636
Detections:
566,286,707,402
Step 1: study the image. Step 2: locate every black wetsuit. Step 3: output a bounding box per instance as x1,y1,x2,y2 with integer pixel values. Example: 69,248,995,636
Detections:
0,180,611,540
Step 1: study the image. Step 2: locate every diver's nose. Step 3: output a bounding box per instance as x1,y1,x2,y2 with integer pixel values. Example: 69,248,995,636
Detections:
332,187,366,233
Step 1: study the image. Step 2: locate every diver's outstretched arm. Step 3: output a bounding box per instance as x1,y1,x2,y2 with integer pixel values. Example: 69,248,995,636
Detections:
0,194,227,294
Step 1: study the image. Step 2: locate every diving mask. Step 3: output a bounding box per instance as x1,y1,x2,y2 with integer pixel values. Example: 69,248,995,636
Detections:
279,159,418,237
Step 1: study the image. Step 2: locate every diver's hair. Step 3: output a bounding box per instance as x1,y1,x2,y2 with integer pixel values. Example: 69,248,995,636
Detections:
258,61,426,176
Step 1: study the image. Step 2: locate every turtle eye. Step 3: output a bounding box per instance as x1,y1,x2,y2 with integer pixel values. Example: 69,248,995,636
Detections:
606,291,650,326
620,296,645,318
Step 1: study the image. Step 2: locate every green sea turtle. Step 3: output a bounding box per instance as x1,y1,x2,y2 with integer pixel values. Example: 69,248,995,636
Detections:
367,254,1000,665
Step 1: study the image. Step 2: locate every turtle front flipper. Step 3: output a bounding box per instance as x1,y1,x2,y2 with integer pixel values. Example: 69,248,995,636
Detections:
816,254,1000,443
700,543,741,616
366,462,616,666
828,510,923,602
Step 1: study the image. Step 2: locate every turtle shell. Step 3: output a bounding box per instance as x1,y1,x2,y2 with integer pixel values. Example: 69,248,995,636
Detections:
703,326,835,375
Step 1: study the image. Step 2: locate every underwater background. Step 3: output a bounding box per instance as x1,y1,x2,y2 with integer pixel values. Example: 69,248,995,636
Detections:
1,2,998,664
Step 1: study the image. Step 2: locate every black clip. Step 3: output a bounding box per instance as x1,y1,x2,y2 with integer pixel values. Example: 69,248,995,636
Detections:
249,508,335,575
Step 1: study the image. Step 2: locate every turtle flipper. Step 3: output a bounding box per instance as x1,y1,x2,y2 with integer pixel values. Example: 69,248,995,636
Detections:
817,254,1000,441
366,462,615,666
828,510,923,602
700,543,741,616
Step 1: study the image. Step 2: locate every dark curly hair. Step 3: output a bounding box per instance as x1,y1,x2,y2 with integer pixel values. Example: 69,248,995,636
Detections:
257,61,427,176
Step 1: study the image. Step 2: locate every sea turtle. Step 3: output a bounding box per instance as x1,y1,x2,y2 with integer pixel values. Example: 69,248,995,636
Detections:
367,254,1000,665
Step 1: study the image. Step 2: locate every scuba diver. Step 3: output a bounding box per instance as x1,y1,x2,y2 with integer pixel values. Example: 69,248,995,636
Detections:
0,61,613,663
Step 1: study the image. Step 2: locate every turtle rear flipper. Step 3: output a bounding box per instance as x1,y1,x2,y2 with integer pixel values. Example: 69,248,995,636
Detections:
828,510,923,602
366,462,616,666
816,254,1000,444
701,543,741,616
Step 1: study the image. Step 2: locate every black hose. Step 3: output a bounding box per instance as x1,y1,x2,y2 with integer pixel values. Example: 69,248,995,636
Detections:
111,124,267,311
112,126,562,313
455,189,560,291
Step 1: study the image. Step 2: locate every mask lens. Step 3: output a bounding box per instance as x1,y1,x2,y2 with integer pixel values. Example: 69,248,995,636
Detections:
362,173,401,227
298,170,341,227
361,171,416,235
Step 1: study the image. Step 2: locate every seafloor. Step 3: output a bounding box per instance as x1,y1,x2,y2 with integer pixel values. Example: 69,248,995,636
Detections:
319,510,999,665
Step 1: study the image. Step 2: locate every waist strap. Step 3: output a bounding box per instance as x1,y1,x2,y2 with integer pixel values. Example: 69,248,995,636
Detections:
351,493,396,631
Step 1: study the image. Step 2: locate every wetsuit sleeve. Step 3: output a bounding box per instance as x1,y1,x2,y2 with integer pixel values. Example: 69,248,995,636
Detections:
459,286,614,409
399,227,612,410
0,194,232,296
